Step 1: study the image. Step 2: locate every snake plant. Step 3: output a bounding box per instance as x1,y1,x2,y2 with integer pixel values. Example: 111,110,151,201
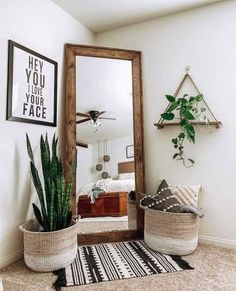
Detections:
26,133,77,231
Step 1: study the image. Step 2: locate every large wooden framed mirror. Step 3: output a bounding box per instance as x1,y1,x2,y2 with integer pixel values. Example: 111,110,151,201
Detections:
65,44,145,245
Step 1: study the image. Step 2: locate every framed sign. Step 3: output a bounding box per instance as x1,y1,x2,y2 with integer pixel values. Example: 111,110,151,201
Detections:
126,144,134,159
6,40,57,126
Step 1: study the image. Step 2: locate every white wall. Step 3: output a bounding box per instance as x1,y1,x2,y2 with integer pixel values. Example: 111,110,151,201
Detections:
95,0,236,247
91,135,134,181
0,0,94,267
77,145,94,189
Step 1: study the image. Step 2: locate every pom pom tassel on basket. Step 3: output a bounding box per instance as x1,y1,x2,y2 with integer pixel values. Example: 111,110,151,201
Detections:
19,217,79,272
140,206,200,256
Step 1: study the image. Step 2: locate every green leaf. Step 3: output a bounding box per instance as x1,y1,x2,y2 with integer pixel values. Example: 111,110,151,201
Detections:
172,138,177,144
196,94,203,102
186,123,195,135
40,135,51,217
49,180,55,231
173,153,179,159
188,158,195,164
178,132,185,139
30,162,48,230
161,112,175,120
27,133,77,231
66,211,72,227
178,98,187,104
26,134,35,164
184,124,195,143
180,119,187,126
165,95,175,103
32,203,45,229
167,101,179,112
183,110,195,120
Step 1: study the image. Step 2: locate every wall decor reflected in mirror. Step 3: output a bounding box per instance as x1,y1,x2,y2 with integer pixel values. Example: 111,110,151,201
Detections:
65,44,145,245
126,144,134,159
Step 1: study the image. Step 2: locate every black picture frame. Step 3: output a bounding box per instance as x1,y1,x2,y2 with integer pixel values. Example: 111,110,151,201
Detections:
6,40,58,126
126,144,134,159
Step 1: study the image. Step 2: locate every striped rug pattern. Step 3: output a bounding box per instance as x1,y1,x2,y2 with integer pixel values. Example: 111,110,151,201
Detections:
54,240,193,288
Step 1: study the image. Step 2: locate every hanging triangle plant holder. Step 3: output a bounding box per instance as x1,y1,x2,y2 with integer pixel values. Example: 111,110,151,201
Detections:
154,66,222,167
155,66,222,129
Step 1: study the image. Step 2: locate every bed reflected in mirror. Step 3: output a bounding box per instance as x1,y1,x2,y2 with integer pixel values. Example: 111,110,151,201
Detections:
75,56,136,234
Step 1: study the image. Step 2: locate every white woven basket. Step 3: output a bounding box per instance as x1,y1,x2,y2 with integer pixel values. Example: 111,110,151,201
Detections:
144,208,199,256
19,218,79,272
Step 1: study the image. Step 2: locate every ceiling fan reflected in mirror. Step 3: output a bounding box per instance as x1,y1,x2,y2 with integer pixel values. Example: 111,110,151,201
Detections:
76,110,116,132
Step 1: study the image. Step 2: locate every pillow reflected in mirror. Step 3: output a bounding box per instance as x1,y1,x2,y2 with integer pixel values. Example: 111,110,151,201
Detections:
118,172,135,180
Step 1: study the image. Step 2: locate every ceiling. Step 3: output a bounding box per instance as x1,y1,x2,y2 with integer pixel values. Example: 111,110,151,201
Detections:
51,0,221,33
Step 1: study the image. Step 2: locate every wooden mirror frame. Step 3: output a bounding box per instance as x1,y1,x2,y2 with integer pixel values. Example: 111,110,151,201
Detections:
65,44,145,245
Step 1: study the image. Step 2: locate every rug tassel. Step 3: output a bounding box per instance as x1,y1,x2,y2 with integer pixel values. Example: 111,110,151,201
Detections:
53,268,66,291
170,255,194,270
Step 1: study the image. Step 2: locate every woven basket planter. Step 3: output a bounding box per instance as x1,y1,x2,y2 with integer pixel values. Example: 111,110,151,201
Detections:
19,218,79,272
144,208,199,255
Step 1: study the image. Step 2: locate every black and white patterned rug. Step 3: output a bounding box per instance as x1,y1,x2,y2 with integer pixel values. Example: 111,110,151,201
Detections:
53,240,193,290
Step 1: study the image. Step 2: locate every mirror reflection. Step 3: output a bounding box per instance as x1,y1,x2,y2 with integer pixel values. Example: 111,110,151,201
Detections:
75,56,136,234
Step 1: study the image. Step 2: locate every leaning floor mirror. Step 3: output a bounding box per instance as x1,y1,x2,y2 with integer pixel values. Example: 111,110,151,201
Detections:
65,44,145,245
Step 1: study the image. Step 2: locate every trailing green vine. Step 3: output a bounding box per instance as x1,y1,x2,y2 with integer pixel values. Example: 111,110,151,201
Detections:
161,94,207,167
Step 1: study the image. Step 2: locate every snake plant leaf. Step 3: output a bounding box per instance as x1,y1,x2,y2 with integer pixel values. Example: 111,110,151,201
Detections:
52,134,57,160
67,211,72,227
51,136,59,178
165,95,175,103
30,161,48,229
45,134,50,159
161,112,175,120
27,133,77,231
55,176,63,229
60,175,66,208
62,151,77,227
32,203,45,230
40,135,51,216
26,133,35,164
49,180,55,231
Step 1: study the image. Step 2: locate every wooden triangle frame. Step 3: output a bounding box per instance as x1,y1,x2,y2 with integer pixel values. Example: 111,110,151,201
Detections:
155,67,222,129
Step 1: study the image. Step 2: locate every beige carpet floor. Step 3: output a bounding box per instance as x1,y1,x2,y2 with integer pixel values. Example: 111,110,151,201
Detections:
0,243,236,291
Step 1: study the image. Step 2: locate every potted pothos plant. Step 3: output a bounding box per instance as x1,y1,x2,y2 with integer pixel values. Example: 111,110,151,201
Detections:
160,94,207,167
19,133,78,272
